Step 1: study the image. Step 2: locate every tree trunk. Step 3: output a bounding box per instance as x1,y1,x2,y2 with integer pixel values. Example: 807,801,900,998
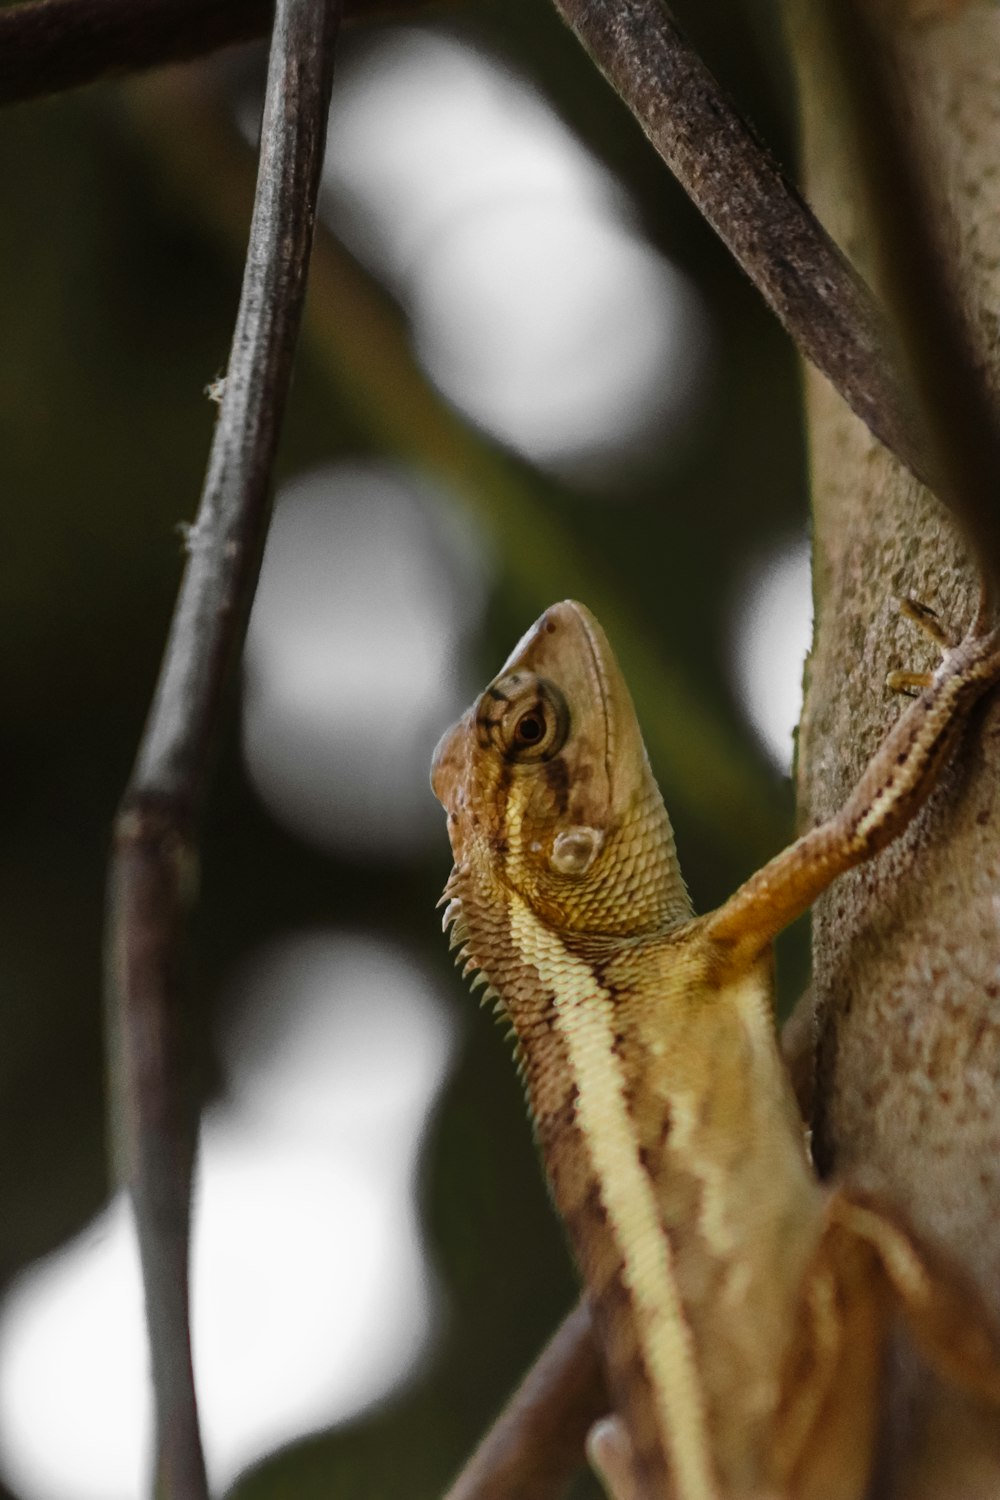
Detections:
787,5,1000,1493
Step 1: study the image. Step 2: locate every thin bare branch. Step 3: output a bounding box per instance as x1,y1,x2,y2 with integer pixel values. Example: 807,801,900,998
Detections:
548,0,932,491
442,1301,606,1500
818,0,1000,607
104,2,339,1496
0,0,270,102
0,0,438,107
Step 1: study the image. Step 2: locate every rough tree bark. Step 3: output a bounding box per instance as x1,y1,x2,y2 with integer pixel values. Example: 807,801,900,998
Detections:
788,5,1000,1495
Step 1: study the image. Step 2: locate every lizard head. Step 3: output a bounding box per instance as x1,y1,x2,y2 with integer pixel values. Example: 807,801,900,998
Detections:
432,601,691,942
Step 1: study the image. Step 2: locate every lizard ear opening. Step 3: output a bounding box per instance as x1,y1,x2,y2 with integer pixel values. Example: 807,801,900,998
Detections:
550,826,604,877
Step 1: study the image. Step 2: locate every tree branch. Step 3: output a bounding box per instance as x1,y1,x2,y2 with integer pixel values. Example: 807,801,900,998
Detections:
104,2,339,1496
0,0,436,107
442,1302,605,1500
786,4,1000,1489
548,0,932,491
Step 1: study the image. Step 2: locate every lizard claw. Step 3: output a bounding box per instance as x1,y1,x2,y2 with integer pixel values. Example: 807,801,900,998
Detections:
886,596,957,696
887,588,1000,696
896,596,956,650
886,668,933,696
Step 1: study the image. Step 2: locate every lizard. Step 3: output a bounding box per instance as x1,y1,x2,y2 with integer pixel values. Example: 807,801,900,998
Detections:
430,595,1000,1500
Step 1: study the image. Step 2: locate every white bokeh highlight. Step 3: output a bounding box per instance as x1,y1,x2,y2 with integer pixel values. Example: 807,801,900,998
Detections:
0,934,456,1500
730,536,813,773
243,463,486,856
0,1202,147,1500
324,28,626,285
409,200,703,467
321,28,708,472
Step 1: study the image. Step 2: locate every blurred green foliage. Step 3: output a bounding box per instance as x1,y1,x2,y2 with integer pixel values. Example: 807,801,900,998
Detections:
0,1,807,1496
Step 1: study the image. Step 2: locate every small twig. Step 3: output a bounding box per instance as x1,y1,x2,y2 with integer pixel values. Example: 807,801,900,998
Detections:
442,1301,606,1500
548,0,932,492
104,2,339,1496
819,0,1000,611
0,0,439,107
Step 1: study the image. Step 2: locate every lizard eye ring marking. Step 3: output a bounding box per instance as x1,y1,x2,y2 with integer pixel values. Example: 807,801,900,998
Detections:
477,674,569,763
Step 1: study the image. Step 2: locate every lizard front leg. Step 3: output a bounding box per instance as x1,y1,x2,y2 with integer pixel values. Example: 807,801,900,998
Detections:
703,600,1000,965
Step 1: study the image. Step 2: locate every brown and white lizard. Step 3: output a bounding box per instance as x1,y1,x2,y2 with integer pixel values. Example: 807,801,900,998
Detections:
431,596,1000,1500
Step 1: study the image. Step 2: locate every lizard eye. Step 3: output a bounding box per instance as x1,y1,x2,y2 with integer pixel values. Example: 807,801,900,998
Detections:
504,693,567,762
513,710,545,747
478,675,569,763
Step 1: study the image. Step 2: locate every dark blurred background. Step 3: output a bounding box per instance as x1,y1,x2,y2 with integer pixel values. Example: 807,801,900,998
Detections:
0,2,811,1496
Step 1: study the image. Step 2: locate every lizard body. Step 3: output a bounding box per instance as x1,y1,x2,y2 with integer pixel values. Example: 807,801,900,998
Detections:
432,599,1000,1499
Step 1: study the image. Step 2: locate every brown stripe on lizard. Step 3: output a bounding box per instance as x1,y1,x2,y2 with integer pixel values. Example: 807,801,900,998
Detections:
431,597,1000,1500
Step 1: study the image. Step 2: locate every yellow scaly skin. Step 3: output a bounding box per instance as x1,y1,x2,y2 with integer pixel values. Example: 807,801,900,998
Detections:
431,599,1000,1500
